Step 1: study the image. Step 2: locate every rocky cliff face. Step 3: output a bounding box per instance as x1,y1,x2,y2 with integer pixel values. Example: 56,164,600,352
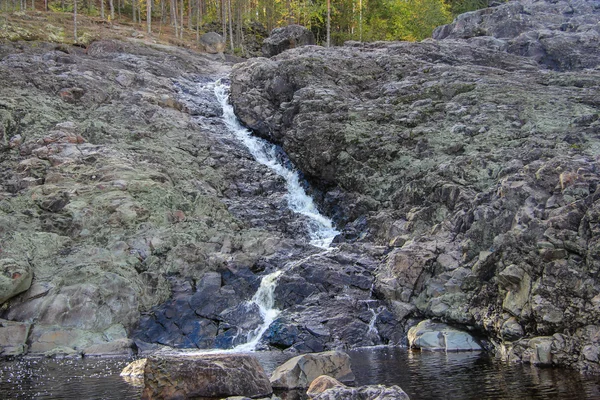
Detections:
230,0,600,372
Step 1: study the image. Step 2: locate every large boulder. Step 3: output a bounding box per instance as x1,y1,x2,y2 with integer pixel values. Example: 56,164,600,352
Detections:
199,32,226,59
141,354,273,399
408,320,482,351
270,351,355,389
262,24,316,57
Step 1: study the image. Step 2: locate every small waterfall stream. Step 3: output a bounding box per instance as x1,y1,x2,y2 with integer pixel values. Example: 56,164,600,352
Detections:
210,79,339,351
213,80,339,249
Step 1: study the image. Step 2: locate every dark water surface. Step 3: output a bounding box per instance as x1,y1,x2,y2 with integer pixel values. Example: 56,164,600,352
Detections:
1,347,599,399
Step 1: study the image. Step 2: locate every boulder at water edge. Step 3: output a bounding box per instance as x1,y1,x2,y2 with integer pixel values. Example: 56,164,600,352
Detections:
120,358,147,378
408,320,482,351
262,25,315,57
307,375,347,396
270,350,355,389
311,384,410,400
141,353,272,399
0,319,30,356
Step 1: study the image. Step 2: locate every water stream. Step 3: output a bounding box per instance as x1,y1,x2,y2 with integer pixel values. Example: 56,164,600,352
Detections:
213,80,339,249
211,79,339,351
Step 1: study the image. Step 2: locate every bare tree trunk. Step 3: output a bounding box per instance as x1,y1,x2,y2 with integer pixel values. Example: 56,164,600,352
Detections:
101,0,105,18
237,0,245,56
221,0,226,42
179,0,183,38
170,0,178,37
147,0,151,33
73,0,78,42
195,0,201,41
188,0,192,30
109,0,114,19
227,0,233,51
328,0,334,47
359,0,362,41
132,0,136,24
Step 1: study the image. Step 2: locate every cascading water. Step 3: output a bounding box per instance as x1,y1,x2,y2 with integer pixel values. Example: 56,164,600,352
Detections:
233,270,283,351
207,79,339,351
213,80,339,249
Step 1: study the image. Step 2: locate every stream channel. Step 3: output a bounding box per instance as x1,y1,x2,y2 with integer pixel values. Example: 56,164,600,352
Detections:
1,79,600,399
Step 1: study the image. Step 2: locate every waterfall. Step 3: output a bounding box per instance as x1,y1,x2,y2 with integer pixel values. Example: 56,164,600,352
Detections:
206,79,339,351
232,270,283,351
213,80,339,249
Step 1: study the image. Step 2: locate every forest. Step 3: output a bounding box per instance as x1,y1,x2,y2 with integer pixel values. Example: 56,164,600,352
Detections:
1,0,489,51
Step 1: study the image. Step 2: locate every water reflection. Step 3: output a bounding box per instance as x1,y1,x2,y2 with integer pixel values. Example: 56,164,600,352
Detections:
0,357,139,400
349,347,600,400
1,347,599,399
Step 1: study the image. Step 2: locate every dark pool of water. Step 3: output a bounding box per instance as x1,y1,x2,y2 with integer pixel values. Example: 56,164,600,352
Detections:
348,347,600,400
1,347,599,399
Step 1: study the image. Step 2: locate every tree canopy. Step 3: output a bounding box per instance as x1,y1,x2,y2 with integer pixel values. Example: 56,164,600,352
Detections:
1,0,490,48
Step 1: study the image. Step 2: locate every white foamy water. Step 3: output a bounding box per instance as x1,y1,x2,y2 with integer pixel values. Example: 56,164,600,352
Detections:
233,270,284,351
212,80,339,249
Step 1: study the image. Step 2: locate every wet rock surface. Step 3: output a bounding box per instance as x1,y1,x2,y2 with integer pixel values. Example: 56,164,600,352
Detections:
230,0,600,372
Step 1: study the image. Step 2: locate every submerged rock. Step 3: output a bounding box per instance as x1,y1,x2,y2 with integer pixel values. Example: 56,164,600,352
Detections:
270,350,355,389
141,353,272,399
408,320,482,351
311,384,410,400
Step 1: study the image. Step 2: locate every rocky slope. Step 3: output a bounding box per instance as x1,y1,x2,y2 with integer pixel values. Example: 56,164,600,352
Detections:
0,38,300,355
0,34,399,356
230,0,600,372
